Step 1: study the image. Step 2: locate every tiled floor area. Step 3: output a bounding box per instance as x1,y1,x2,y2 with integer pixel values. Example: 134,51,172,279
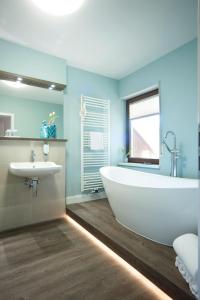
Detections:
0,218,172,300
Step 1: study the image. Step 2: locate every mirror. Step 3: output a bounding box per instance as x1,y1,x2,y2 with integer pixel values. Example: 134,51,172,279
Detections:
0,72,64,139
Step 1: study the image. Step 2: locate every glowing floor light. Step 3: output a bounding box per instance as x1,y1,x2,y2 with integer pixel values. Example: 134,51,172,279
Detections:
65,216,172,300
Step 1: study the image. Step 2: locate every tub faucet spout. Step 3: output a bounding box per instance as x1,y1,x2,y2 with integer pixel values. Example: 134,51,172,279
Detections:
162,131,179,177
164,130,176,148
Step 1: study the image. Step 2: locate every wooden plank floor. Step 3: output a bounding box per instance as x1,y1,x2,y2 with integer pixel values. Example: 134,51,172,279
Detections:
0,218,174,300
67,199,194,300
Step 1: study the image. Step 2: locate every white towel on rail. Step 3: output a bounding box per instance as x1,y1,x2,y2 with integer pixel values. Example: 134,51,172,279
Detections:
90,132,104,150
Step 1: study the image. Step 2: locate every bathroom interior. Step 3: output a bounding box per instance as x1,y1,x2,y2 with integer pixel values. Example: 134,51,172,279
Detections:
0,0,199,299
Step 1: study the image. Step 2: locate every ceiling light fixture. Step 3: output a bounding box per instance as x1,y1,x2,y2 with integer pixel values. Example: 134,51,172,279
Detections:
32,0,85,16
49,84,56,90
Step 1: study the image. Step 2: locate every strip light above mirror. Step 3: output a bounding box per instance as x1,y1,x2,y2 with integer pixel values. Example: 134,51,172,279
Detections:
0,70,66,92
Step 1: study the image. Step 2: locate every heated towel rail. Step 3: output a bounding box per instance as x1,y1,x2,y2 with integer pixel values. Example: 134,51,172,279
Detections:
80,95,110,192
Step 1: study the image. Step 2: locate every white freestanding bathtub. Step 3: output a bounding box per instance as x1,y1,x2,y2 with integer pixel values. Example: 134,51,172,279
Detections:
100,166,199,246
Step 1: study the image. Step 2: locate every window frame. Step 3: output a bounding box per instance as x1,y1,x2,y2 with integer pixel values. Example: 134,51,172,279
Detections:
126,88,160,165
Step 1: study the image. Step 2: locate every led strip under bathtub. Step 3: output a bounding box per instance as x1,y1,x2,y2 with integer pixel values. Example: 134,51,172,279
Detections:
65,216,172,300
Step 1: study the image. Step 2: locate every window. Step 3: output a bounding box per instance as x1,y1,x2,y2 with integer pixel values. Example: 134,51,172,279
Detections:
126,89,160,164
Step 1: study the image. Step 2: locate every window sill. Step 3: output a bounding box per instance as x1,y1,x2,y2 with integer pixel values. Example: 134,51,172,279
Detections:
118,162,160,170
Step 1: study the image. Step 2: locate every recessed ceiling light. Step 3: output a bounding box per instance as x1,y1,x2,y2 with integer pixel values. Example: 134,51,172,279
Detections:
32,0,85,16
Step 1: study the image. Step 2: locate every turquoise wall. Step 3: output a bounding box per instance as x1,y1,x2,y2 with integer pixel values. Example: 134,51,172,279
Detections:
64,66,123,196
0,39,66,84
119,39,198,178
0,38,198,197
0,94,63,138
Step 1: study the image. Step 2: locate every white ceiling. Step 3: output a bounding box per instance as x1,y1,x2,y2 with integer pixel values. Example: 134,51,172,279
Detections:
0,0,197,79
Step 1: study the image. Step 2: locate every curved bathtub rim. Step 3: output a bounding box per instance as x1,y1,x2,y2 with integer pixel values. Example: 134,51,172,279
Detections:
100,166,198,246
100,166,198,190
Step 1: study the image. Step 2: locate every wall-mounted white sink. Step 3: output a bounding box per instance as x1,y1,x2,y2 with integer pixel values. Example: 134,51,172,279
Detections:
9,162,62,178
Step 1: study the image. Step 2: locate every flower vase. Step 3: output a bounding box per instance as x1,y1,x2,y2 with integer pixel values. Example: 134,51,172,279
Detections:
40,121,49,139
48,123,57,139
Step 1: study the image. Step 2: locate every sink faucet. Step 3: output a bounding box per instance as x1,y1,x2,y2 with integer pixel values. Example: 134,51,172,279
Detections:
31,150,36,162
162,131,179,177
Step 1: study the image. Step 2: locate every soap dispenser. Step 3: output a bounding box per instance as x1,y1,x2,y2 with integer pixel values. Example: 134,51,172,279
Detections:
43,143,49,161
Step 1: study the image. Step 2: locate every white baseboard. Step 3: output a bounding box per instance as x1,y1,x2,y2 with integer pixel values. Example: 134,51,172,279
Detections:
66,191,106,204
